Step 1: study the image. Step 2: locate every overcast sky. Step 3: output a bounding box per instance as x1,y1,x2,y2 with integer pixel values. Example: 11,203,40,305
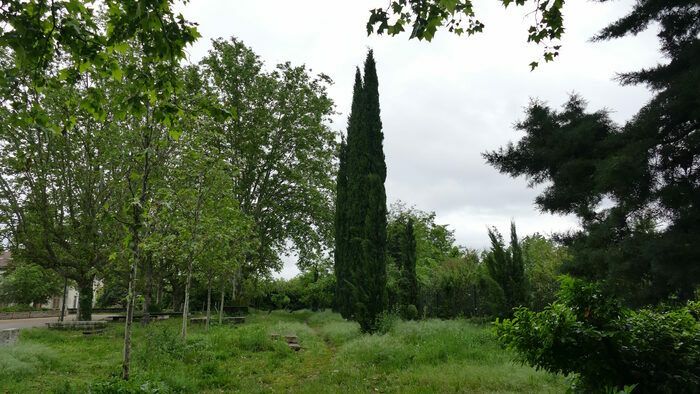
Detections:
176,1,661,278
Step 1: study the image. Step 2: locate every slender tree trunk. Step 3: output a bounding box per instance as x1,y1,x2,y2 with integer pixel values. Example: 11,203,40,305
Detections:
206,274,212,330
230,275,237,304
122,101,155,381
122,257,138,380
181,259,193,339
123,198,145,380
312,267,319,312
218,281,225,324
156,276,163,307
142,253,153,325
59,276,68,322
171,278,183,312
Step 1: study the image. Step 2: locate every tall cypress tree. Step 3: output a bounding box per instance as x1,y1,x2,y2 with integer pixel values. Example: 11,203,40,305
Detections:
356,50,387,332
337,51,387,332
340,68,367,320
334,138,349,317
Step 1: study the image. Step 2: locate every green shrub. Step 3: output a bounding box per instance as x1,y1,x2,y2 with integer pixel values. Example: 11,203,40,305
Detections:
375,310,400,335
495,277,700,392
402,304,418,320
0,304,46,312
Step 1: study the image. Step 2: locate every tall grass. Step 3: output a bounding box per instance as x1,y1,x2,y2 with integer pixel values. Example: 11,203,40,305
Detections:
0,310,567,393
0,343,58,379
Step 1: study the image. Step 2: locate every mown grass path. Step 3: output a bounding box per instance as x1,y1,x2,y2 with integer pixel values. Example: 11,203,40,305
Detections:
0,310,567,393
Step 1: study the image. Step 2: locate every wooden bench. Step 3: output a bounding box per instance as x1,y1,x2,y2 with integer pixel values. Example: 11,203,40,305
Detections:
222,316,245,325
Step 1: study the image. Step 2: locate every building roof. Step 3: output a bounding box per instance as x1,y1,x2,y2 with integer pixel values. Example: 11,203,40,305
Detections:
0,250,11,269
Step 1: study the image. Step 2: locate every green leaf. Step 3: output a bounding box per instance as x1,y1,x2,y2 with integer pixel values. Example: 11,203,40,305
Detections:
111,65,123,81
168,128,182,140
113,42,129,54
440,0,459,13
79,62,91,73
148,90,157,104
58,69,71,81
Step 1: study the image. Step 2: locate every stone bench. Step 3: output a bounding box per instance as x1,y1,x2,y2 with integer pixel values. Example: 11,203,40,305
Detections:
106,314,172,322
270,333,301,351
47,321,108,332
0,328,19,346
190,316,246,325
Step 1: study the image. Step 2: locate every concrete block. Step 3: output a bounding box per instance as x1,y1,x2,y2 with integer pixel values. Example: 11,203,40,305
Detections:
0,328,19,346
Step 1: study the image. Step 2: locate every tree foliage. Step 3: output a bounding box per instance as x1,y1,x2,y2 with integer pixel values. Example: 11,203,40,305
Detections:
0,260,62,306
200,38,337,283
521,234,568,310
484,222,526,315
490,2,700,390
0,51,123,320
367,0,565,68
0,0,200,131
485,1,700,304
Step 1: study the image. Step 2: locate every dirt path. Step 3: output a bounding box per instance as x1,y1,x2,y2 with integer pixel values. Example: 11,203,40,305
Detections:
304,318,337,354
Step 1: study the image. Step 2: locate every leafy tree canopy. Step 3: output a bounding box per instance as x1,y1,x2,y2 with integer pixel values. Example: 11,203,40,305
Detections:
367,0,565,68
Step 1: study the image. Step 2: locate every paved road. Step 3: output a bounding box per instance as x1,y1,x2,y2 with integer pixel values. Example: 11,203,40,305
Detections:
0,314,112,330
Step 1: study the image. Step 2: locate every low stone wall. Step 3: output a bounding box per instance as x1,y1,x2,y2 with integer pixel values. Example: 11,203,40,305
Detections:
0,310,61,319
0,328,19,345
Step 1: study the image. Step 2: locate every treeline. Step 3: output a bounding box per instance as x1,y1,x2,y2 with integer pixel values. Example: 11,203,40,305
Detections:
0,36,339,379
258,202,568,320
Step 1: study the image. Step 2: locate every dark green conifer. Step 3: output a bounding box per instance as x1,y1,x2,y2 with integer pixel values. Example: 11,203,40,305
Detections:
339,68,366,320
335,52,387,332
356,50,387,332
334,138,349,317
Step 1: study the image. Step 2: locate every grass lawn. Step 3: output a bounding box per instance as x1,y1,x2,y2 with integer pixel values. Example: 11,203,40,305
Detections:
0,310,567,393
